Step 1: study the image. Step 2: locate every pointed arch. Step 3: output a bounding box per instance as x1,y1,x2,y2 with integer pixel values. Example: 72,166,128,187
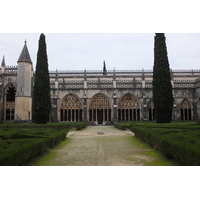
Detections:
60,93,83,122
180,99,192,121
89,93,112,124
117,93,141,121
4,82,16,123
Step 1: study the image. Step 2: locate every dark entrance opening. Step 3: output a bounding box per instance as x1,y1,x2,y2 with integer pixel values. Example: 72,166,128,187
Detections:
97,109,103,124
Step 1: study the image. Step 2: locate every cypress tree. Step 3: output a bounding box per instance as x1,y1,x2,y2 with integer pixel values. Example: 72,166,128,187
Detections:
33,33,51,124
153,33,173,123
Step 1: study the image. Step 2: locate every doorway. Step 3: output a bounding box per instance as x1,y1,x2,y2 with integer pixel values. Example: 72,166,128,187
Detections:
89,93,112,125
97,109,103,124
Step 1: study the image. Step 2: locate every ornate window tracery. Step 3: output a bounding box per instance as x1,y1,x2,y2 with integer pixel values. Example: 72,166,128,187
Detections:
180,99,192,121
148,99,155,121
60,94,83,122
89,93,112,124
118,93,140,121
5,83,16,122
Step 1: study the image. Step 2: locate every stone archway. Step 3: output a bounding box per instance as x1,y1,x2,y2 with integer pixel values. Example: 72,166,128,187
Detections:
89,93,112,125
60,94,83,122
4,83,16,123
118,93,140,121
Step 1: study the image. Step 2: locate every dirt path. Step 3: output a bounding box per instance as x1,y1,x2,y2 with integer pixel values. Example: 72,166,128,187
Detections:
33,126,177,166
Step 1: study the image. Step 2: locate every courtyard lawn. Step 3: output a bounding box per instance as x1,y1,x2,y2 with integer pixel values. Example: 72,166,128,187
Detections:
33,126,177,166
115,121,200,166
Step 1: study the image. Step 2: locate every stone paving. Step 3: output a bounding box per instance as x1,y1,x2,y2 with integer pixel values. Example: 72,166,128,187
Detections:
34,126,177,166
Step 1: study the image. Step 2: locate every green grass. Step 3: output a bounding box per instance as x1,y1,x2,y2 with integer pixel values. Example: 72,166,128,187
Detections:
33,135,176,166
33,138,72,166
126,136,178,166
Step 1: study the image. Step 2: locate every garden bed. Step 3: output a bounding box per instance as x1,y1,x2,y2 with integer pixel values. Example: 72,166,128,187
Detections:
130,122,200,166
0,122,87,166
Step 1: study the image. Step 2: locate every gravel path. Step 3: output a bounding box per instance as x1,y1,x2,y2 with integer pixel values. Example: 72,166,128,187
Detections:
34,126,177,166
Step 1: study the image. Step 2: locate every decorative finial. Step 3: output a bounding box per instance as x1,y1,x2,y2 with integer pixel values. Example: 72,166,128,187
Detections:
1,55,5,66
103,60,107,75
25,40,27,45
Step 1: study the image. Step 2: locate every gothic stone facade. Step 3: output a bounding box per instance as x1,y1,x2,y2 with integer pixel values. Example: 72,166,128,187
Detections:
1,42,200,124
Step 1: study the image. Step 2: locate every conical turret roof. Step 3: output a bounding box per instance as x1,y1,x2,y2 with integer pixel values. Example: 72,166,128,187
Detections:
1,56,5,66
17,40,32,64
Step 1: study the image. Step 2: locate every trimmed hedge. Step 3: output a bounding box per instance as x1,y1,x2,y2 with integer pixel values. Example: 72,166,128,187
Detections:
114,122,132,130
0,130,68,166
130,122,200,166
0,122,87,166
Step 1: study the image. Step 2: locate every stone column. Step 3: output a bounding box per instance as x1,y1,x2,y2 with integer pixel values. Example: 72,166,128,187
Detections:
103,109,105,123
74,109,76,122
113,93,117,123
66,109,68,121
91,109,93,122
70,109,72,122
78,109,80,121
83,91,87,122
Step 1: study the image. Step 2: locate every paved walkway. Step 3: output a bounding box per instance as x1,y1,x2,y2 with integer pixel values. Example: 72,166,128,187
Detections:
33,126,177,166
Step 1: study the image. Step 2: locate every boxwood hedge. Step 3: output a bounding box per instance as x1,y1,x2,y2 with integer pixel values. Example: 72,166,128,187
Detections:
130,122,200,166
0,122,87,166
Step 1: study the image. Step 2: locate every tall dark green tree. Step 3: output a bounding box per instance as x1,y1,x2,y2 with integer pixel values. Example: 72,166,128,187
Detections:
153,33,173,123
33,33,51,124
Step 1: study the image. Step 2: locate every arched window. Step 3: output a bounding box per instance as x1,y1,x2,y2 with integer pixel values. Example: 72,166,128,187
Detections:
118,93,140,121
5,83,16,122
180,99,192,121
89,93,112,125
60,94,83,122
148,99,155,121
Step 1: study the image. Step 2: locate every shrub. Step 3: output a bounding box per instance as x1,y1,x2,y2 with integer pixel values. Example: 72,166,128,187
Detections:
130,122,200,165
114,122,132,130
0,122,87,166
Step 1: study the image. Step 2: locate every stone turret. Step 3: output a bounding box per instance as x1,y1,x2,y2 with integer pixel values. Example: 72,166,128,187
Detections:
1,56,6,73
14,41,33,122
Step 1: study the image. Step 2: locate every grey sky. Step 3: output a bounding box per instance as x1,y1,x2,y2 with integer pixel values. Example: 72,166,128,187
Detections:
0,33,200,71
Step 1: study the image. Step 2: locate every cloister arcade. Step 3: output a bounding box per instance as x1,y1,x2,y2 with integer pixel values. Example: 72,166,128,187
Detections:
60,94,83,122
180,99,192,121
117,93,141,122
88,93,112,125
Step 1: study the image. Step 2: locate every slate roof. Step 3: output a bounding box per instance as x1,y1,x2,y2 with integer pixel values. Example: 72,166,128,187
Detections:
17,41,32,64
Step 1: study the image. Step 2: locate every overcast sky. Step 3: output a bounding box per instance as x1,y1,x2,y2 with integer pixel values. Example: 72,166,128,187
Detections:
0,33,200,71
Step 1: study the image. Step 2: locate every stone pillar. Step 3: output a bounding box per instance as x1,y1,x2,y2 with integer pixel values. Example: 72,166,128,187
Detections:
63,109,66,121
103,109,105,123
113,93,117,123
78,109,80,121
74,109,76,122
193,101,197,121
83,93,87,122
52,95,58,122
70,109,72,122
